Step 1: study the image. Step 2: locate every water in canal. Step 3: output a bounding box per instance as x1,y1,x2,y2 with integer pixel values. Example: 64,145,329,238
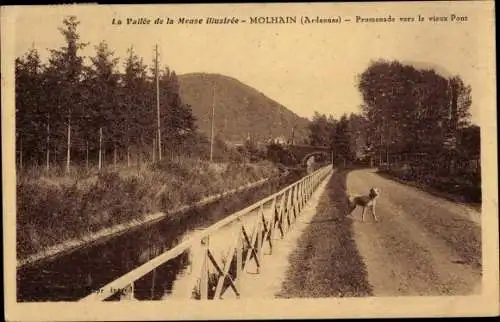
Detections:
17,169,304,302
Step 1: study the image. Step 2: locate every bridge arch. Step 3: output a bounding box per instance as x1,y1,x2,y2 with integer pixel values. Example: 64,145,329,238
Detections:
269,144,331,167
301,151,330,167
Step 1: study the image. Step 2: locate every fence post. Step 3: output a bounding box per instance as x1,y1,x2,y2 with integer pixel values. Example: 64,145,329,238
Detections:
200,236,210,300
300,180,306,207
307,176,311,198
150,269,156,300
284,190,291,232
300,180,305,208
256,220,262,274
293,184,299,216
269,197,277,252
290,186,296,223
235,225,243,297
259,203,267,251
300,181,305,210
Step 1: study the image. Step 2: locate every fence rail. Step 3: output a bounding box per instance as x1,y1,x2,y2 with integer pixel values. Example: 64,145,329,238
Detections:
80,165,333,301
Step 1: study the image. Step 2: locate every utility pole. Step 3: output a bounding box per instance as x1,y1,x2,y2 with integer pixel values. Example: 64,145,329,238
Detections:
210,83,216,162
155,44,162,161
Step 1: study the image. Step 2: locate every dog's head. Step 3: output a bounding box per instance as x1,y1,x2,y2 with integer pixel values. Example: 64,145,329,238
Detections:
369,187,380,199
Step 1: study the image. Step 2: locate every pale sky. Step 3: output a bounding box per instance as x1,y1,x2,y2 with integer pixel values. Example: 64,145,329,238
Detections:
10,2,496,125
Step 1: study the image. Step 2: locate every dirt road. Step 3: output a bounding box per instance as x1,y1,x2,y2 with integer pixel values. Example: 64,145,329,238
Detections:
278,169,482,297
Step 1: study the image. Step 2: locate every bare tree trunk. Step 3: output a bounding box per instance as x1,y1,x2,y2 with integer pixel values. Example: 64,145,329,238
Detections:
379,124,383,166
137,143,141,167
46,113,50,172
66,114,71,174
98,127,103,171
449,82,458,175
113,143,117,168
210,84,216,162
86,140,89,170
141,135,145,165
19,137,23,172
127,145,130,167
137,144,141,174
126,126,131,167
155,45,162,161
152,138,156,163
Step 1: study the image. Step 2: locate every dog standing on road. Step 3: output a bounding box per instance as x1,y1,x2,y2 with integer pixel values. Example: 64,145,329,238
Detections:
346,188,380,222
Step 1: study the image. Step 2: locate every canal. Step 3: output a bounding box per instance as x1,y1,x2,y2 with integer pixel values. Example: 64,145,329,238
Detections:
17,168,305,302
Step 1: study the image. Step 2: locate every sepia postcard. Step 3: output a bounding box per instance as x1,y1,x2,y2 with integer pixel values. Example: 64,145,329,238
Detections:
2,1,498,321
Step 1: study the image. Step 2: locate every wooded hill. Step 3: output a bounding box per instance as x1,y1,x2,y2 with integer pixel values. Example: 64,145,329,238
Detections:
178,73,310,144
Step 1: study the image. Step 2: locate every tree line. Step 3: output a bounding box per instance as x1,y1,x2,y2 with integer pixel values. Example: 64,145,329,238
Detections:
308,59,480,173
15,16,204,174
307,111,368,166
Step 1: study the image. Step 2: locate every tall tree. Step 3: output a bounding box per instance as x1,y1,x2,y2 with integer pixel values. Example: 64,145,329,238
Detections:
358,59,474,171
448,76,472,130
46,16,88,173
122,46,150,165
308,112,333,147
15,47,45,169
358,60,473,157
164,70,197,146
332,114,355,166
83,41,120,170
347,113,369,160
457,125,480,158
151,65,198,158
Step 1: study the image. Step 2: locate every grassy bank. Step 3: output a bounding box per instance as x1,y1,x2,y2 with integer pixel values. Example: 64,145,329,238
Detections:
277,170,373,298
377,166,481,206
16,159,280,260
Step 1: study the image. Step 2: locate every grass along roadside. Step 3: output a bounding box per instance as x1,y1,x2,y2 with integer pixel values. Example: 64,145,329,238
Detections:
277,170,373,298
16,159,281,264
376,169,481,212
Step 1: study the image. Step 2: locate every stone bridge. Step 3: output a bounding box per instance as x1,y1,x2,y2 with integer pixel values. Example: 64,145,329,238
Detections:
284,144,332,167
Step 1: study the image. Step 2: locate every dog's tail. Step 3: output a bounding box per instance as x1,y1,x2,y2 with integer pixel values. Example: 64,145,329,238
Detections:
346,193,356,214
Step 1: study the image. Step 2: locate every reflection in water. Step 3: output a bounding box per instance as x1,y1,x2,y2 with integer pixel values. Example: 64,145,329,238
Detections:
17,171,302,302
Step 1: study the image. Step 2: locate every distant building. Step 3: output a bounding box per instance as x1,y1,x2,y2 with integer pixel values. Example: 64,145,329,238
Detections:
225,140,245,148
269,135,287,145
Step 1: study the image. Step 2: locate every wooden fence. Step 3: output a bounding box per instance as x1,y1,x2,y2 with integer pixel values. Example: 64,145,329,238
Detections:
79,165,333,301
